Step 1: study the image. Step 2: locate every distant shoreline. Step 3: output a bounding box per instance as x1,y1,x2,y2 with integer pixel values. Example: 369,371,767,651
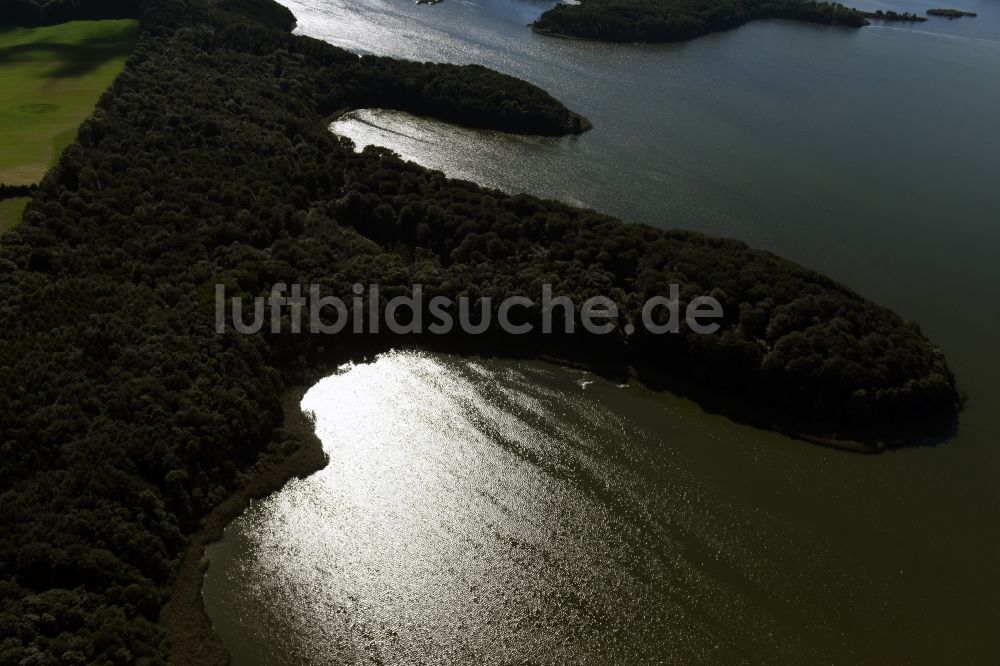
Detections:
531,17,868,45
530,1,868,44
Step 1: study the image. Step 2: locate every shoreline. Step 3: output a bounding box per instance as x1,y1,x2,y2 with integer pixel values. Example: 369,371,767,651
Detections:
569,110,593,133
530,18,869,45
327,105,592,136
160,386,329,666
534,353,890,454
530,24,594,42
324,106,355,124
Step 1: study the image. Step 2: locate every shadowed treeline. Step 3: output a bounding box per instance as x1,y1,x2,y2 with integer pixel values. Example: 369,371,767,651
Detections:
0,30,139,76
0,0,140,26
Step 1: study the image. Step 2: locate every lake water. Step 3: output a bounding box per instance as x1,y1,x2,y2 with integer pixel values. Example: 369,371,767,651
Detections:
203,1,1000,663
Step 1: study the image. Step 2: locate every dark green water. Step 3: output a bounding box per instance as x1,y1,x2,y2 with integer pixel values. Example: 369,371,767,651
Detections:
203,1,1000,663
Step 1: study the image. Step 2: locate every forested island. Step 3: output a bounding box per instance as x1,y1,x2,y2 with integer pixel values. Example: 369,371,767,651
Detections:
532,0,868,43
927,8,977,18
0,0,961,663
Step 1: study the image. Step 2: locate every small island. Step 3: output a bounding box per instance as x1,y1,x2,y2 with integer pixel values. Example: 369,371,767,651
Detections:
927,8,977,18
862,10,927,22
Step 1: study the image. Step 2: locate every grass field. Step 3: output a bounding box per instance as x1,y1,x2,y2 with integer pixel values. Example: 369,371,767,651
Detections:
0,197,29,234
0,19,138,188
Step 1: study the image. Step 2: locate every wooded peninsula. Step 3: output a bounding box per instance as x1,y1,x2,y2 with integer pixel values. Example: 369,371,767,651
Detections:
0,0,960,663
532,0,869,43
927,8,977,18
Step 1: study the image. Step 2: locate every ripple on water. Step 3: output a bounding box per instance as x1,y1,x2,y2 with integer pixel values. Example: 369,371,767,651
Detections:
203,351,844,665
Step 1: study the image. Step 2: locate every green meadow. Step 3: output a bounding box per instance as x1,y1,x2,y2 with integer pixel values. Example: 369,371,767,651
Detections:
0,197,28,235
0,19,138,211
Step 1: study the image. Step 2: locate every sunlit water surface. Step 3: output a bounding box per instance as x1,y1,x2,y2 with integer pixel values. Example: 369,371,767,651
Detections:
204,1,1000,663
205,351,901,664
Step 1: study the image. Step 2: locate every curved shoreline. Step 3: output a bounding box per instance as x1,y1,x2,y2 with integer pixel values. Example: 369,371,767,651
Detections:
161,387,328,666
164,332,959,661
329,105,592,136
162,349,894,661
530,24,594,41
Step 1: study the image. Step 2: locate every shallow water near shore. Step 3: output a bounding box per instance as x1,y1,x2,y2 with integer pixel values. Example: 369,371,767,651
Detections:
203,0,1000,662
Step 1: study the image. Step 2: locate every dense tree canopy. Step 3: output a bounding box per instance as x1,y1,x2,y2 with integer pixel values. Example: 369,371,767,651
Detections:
926,8,977,18
0,0,958,663
862,10,927,22
532,0,868,42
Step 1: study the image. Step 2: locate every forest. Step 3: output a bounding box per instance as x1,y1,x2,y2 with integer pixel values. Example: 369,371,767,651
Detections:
0,0,959,663
926,8,977,18
862,10,927,22
532,0,868,42
0,185,35,199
